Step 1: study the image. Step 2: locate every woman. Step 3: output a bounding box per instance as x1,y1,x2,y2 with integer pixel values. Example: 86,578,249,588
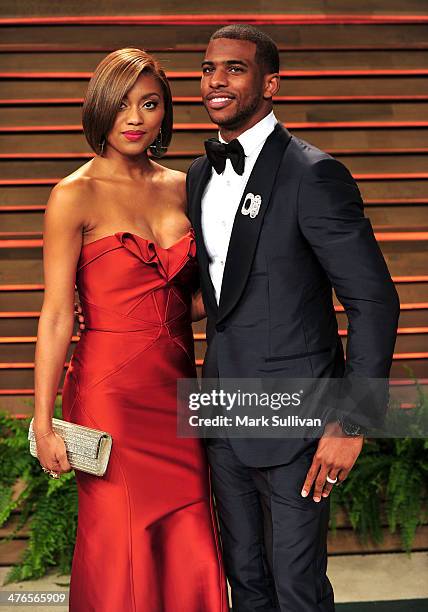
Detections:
33,48,228,612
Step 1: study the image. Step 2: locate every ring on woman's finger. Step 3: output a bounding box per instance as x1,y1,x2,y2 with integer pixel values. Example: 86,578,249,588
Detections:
326,474,338,484
49,471,60,479
41,466,50,473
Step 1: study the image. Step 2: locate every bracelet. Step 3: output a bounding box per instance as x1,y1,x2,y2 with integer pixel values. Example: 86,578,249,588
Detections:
34,430,54,442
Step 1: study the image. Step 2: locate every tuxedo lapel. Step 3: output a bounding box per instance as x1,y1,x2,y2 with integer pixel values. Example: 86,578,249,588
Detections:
217,124,292,324
188,157,218,313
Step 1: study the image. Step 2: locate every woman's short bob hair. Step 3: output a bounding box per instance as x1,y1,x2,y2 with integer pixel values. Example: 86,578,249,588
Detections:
82,48,173,156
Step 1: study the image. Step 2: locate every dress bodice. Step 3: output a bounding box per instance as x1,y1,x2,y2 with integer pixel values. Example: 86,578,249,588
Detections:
76,229,198,334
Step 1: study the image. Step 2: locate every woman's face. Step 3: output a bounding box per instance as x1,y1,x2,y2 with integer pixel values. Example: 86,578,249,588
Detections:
106,72,165,157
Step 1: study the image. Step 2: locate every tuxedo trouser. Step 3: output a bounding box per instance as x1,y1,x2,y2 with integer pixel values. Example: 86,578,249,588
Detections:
206,438,335,612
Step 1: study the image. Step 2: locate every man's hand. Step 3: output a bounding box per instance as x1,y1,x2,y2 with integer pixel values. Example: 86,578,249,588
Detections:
301,421,364,502
74,302,85,336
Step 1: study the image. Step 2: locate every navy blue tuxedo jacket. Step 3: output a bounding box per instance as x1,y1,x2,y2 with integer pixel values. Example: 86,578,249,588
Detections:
186,123,400,467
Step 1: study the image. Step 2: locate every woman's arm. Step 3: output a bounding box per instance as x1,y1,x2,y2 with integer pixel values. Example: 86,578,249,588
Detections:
168,171,207,323
33,181,86,473
191,289,206,322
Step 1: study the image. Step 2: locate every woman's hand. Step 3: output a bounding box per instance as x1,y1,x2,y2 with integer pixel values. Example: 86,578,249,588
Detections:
35,431,73,475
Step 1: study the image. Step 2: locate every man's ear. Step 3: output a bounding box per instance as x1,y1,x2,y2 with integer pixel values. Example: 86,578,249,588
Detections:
263,74,280,100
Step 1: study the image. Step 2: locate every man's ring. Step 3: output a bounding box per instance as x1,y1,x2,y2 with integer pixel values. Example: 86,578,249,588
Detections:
326,475,338,484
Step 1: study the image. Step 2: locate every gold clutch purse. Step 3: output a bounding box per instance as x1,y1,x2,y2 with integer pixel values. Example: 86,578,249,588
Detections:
28,417,113,477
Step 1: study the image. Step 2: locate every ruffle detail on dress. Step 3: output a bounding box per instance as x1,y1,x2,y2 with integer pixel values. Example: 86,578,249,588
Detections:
115,229,196,281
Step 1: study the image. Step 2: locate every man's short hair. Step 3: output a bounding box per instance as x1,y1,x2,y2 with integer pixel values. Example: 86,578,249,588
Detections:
210,24,280,74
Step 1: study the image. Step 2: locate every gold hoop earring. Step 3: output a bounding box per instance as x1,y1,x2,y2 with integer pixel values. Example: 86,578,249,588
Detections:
149,129,167,158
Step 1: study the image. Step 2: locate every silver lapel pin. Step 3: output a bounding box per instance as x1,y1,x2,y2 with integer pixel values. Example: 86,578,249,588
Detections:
241,193,262,219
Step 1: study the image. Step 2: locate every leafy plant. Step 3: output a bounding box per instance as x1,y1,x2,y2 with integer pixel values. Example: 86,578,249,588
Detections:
0,398,77,584
330,382,428,552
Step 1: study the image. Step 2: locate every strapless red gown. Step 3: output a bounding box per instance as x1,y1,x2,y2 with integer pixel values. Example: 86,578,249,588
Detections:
62,229,228,612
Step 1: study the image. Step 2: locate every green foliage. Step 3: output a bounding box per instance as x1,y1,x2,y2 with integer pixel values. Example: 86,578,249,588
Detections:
330,383,428,552
0,387,427,582
0,399,77,584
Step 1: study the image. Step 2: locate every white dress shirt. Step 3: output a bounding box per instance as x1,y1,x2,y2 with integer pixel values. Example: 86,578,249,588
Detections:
201,111,278,303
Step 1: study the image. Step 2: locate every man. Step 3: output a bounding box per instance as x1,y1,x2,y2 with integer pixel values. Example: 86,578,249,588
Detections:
186,25,400,611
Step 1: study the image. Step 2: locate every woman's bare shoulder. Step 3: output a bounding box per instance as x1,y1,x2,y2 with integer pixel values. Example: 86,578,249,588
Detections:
155,164,185,185
45,163,98,232
155,166,187,207
50,162,96,204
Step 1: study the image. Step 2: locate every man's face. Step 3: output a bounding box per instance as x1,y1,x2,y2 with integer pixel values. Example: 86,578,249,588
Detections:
201,38,266,132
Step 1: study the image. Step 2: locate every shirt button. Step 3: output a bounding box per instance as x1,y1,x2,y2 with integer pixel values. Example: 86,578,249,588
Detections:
220,260,225,266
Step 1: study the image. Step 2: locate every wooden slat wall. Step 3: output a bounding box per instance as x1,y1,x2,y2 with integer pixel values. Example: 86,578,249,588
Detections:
0,2,427,413
0,0,428,563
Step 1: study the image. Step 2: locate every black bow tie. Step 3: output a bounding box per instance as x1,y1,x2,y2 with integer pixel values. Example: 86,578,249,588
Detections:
204,137,245,175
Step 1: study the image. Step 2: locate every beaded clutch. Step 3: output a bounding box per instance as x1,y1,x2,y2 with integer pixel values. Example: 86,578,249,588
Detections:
28,417,113,477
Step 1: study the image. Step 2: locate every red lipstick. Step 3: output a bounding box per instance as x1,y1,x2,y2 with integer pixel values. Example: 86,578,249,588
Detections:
123,131,146,141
